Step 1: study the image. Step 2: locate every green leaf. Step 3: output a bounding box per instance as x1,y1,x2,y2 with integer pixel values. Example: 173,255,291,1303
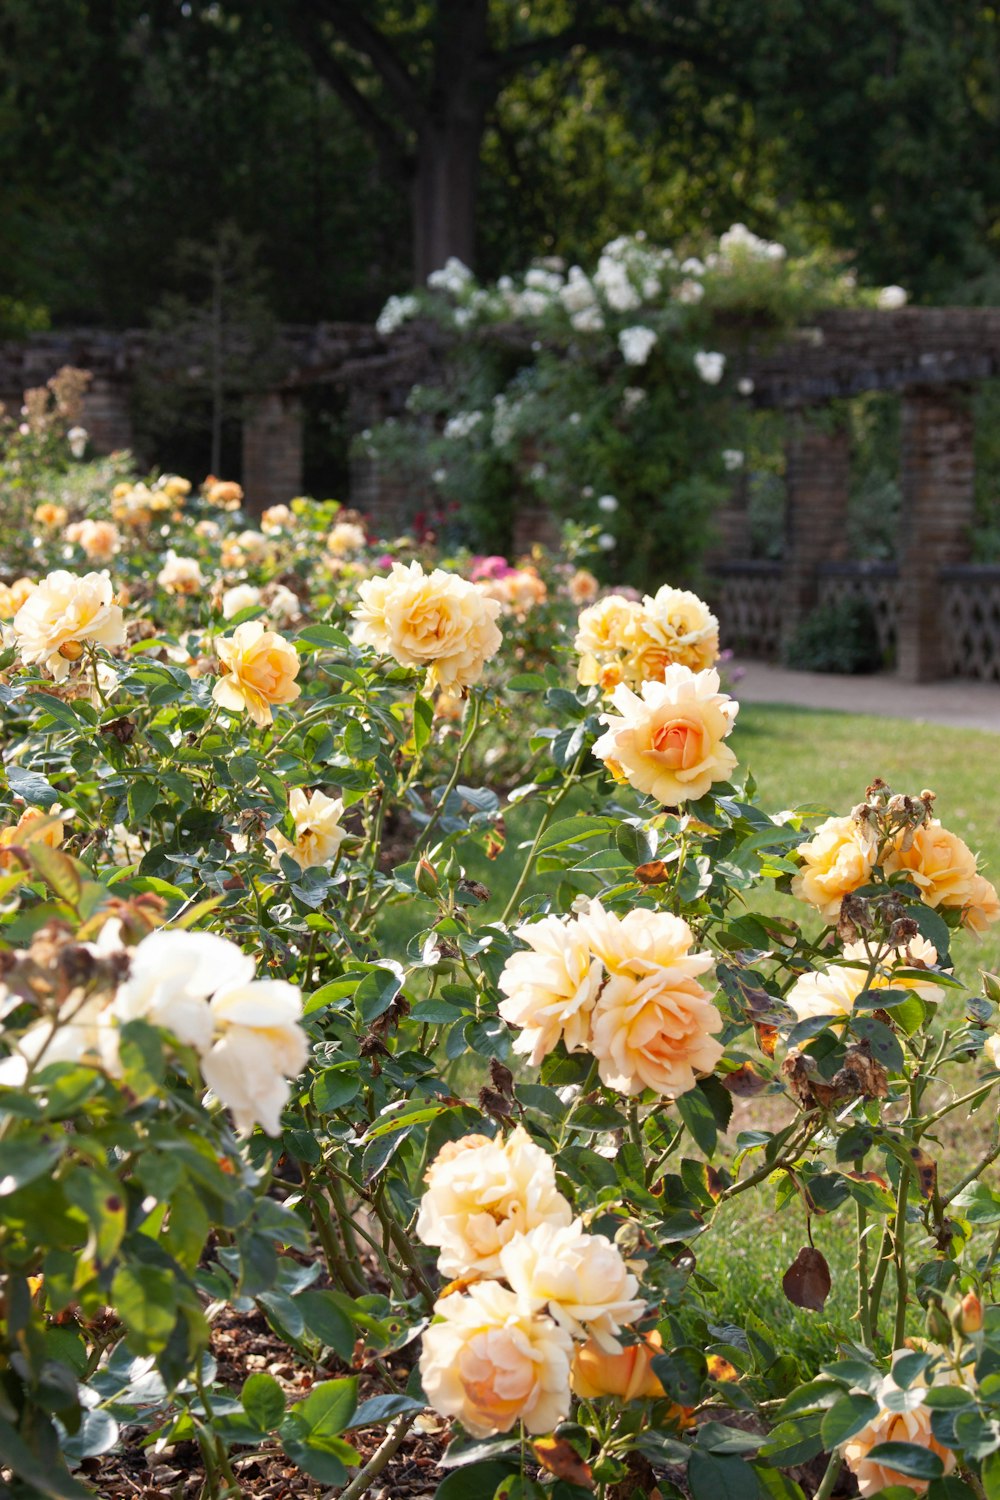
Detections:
850,1015,905,1073
110,1265,177,1354
349,1393,424,1428
0,1413,92,1498
866,1442,945,1481
290,1377,358,1445
820,1392,878,1448
295,1291,356,1361
688,1449,762,1500
0,1140,63,1196
27,843,82,907
355,968,402,1023
434,1461,520,1498
677,1087,718,1156
6,765,60,808
413,693,434,752
127,778,159,824
311,1068,360,1113
242,1372,286,1431
652,1347,708,1406
952,1182,1000,1223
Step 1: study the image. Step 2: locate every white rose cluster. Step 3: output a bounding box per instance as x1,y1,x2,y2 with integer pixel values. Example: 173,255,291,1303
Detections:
0,926,309,1137
417,1127,645,1437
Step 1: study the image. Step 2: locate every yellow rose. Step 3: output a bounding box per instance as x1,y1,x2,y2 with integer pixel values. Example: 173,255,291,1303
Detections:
415,1125,572,1278
353,561,502,692
420,1281,573,1438
497,914,602,1066
9,579,35,612
212,621,301,727
159,474,191,500
628,585,720,677
0,807,65,868
581,903,723,1097
885,822,1000,935
261,504,293,534
574,594,643,687
791,814,876,920
12,570,125,681
204,478,244,510
33,503,67,530
591,667,738,805
572,1330,666,1401
268,788,346,871
567,568,599,607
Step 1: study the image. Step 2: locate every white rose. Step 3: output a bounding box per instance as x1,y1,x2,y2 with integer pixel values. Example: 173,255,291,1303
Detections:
500,1220,645,1351
201,980,309,1136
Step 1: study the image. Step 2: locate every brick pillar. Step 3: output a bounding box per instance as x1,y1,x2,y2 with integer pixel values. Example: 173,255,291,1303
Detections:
242,392,303,514
897,388,975,682
83,377,134,454
346,386,432,537
780,413,852,651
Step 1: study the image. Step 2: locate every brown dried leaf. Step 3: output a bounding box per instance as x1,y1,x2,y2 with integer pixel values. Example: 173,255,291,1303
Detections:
754,1022,779,1058
706,1354,739,1383
909,1145,938,1200
782,1246,832,1311
634,860,670,885
532,1436,594,1489
831,1043,888,1101
721,1062,769,1097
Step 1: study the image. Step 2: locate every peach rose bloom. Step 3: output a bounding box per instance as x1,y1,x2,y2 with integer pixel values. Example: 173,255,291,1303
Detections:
500,1220,645,1351
842,1390,955,1496
222,583,262,619
66,519,121,563
591,667,738,805
497,914,603,1065
567,568,599,606
33,503,67,530
575,594,644,687
212,620,301,727
478,567,547,618
13,570,125,681
326,520,367,557
886,822,1000,935
157,551,205,595
420,1280,573,1438
0,807,65,868
9,578,36,612
629,585,720,677
158,474,192,500
572,1330,665,1401
791,815,876,920
353,561,502,692
261,504,293,534
268,789,346,871
416,1126,572,1278
204,478,244,510
580,902,722,1097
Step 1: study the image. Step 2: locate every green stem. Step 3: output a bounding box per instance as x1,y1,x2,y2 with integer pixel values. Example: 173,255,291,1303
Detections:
855,1162,873,1347
813,1449,843,1500
413,693,483,861
499,753,586,925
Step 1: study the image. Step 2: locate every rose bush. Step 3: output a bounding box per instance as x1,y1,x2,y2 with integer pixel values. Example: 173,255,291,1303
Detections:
4,401,1000,1500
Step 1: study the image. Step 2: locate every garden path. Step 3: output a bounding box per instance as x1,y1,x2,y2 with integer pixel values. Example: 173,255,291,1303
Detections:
732,662,1000,734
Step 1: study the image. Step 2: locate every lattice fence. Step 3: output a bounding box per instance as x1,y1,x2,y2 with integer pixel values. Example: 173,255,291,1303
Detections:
940,567,1000,682
816,562,902,662
710,562,783,658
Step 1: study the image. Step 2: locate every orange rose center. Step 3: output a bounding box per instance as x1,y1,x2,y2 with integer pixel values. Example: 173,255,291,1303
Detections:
651,717,703,769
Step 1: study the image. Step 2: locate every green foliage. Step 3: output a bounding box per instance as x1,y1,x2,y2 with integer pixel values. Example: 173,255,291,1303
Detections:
783,595,884,674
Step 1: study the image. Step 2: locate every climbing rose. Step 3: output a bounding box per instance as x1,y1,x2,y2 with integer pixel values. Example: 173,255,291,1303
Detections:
12,570,125,681
591,667,738,805
420,1280,573,1438
353,560,502,692
212,620,301,727
112,929,254,1054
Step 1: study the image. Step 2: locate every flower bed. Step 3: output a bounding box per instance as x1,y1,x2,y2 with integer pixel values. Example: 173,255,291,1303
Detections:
2,393,1000,1500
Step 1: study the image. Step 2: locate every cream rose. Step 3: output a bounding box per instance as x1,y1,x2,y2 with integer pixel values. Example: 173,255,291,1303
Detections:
12,570,125,681
591,668,738,805
221,583,262,619
212,620,301,727
885,822,1000,935
790,815,876,920
327,520,367,557
574,594,644,687
268,788,347,871
629,585,720,677
497,914,603,1065
157,551,205,595
261,504,293,534
416,1126,572,1278
500,1221,645,1351
33,503,67,530
420,1280,573,1438
787,935,941,1021
201,979,309,1136
353,561,502,692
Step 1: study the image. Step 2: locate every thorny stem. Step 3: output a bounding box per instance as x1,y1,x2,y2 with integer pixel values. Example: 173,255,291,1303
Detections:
812,1449,843,1500
715,1118,819,1205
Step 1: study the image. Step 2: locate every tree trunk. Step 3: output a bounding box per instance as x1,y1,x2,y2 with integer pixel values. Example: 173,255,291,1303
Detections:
412,114,484,282
411,0,492,282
